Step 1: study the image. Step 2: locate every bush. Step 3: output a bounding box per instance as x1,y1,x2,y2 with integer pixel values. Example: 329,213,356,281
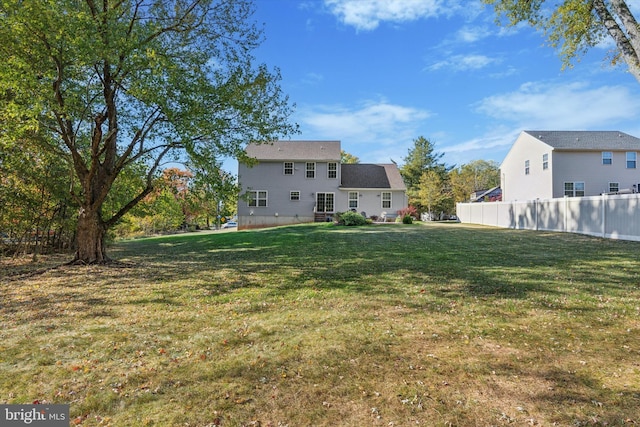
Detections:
402,215,413,224
397,206,418,219
336,211,367,226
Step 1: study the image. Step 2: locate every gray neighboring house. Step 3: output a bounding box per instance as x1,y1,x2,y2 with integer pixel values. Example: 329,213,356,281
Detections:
237,140,408,229
500,130,640,201
470,186,502,202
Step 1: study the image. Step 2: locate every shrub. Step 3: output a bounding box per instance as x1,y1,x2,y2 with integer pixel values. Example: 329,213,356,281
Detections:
402,215,413,224
336,211,367,226
397,206,418,219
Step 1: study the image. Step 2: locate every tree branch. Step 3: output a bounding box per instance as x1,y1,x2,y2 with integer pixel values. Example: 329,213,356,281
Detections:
593,0,640,83
104,144,175,228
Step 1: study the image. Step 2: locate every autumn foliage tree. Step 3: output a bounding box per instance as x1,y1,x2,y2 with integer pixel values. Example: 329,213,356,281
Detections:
449,160,500,204
0,0,297,263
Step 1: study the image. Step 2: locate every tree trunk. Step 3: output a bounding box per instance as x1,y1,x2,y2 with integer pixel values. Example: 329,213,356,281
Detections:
74,206,109,264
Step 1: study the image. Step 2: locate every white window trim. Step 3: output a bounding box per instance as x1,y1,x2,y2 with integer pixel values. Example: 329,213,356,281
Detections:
602,151,612,165
609,182,619,193
247,190,268,207
327,162,338,179
381,191,392,209
283,162,294,175
627,152,637,169
348,191,358,209
564,182,585,197
306,162,316,179
290,190,300,201
542,153,548,170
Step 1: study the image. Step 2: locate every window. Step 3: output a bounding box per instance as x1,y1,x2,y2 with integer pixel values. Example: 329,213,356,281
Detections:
609,182,619,193
564,182,585,197
306,162,315,178
290,191,300,201
602,152,612,165
627,152,637,169
328,162,337,179
542,153,548,170
284,162,294,175
525,160,530,175
348,192,358,209
382,192,392,209
247,190,267,207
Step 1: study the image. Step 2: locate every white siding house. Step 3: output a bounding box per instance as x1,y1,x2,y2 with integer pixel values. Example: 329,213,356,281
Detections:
501,131,640,201
237,141,407,229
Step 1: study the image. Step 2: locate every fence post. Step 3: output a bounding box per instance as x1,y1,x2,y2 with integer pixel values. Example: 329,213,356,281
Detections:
564,196,568,232
602,193,606,238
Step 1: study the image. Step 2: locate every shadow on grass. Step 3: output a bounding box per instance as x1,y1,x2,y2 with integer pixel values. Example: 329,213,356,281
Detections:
6,223,638,326
111,223,640,304
3,223,639,425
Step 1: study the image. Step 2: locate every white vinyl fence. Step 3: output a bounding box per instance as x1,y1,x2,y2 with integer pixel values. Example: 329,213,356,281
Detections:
457,193,640,241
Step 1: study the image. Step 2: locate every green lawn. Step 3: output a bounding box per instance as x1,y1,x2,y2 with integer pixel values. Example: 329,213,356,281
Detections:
1,222,639,426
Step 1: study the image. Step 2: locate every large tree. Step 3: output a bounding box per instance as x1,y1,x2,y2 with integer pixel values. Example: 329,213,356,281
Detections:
418,170,453,220
0,0,297,263
399,136,449,213
484,0,640,82
187,159,238,229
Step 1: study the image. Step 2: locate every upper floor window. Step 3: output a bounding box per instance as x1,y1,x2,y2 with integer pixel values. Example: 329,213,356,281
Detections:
306,162,316,178
524,160,530,175
283,162,294,175
602,152,612,165
542,153,548,170
328,162,337,179
348,192,358,209
609,182,619,193
247,190,267,207
564,182,585,197
382,192,392,209
627,152,637,169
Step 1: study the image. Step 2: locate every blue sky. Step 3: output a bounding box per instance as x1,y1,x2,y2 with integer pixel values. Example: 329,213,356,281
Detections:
236,0,640,170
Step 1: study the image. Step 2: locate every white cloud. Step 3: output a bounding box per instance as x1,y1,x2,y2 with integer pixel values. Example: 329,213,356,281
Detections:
427,53,499,71
456,25,492,43
298,99,431,162
474,81,640,129
323,0,453,31
301,72,324,85
439,81,640,166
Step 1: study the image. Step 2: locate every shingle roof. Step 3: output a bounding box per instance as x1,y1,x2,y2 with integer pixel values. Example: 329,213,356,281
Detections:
340,164,407,190
245,141,341,161
525,131,640,150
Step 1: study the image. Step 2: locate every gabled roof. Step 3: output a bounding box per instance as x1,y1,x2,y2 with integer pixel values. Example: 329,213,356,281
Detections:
471,186,501,202
340,164,407,190
245,140,341,161
524,131,640,150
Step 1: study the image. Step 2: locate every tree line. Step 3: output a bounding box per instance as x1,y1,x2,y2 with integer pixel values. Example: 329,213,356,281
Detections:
399,136,500,220
0,156,237,256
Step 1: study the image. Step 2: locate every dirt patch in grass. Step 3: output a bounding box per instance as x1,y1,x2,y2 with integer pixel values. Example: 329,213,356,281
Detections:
1,224,639,426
